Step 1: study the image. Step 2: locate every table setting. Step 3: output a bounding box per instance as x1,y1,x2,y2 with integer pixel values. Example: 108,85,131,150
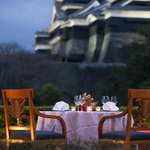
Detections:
71,93,119,112
36,93,130,144
52,101,70,111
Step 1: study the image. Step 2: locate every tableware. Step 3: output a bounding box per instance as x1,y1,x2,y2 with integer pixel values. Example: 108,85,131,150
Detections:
74,95,80,111
111,96,117,104
78,95,85,111
87,106,92,111
102,101,119,111
102,96,110,104
52,101,69,111
71,106,76,111
96,106,101,111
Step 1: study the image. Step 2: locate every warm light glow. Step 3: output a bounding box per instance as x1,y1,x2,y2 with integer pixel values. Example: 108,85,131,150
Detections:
10,139,24,143
87,106,92,111
71,106,76,111
96,106,101,111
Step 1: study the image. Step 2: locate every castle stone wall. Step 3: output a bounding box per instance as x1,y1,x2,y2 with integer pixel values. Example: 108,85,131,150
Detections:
101,32,145,63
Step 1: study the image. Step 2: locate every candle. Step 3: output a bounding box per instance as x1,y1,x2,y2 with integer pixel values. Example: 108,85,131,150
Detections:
71,106,76,111
96,106,101,111
87,106,92,111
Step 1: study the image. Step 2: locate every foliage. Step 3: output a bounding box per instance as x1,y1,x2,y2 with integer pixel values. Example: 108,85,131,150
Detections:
0,128,5,139
34,83,62,106
138,27,150,44
125,27,150,90
139,79,150,89
0,140,66,150
98,67,128,106
0,137,150,150
1,28,150,107
125,52,150,88
0,106,53,129
0,105,141,129
132,107,140,120
98,27,150,106
0,106,5,128
0,42,29,54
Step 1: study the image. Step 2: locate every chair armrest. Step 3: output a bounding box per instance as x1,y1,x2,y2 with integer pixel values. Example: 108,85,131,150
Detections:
98,108,128,139
33,106,67,141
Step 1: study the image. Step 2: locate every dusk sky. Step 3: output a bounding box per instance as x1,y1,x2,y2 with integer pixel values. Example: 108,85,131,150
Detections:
0,0,53,52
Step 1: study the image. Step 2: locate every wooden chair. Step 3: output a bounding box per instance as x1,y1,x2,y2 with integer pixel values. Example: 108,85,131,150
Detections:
98,89,150,147
2,89,67,144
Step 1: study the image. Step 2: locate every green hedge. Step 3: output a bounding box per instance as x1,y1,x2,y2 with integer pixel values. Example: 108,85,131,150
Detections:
0,106,5,128
0,105,140,129
1,105,148,129
0,105,53,128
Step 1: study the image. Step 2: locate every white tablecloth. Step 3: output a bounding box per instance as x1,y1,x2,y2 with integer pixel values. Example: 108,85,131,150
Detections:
36,111,129,144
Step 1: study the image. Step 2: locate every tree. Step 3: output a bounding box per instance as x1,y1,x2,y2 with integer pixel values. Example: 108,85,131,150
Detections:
125,27,150,89
34,83,62,106
0,42,29,54
98,27,150,106
98,67,128,106
125,52,150,88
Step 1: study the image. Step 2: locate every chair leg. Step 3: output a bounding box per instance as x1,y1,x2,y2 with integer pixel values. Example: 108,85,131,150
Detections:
6,140,9,148
6,140,10,150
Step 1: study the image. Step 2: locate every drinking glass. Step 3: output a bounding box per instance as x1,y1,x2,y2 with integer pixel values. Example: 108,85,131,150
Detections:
111,96,117,104
74,95,80,111
102,96,110,105
79,95,84,111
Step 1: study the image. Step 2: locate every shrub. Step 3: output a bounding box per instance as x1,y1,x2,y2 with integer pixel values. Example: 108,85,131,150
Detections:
0,106,53,129
34,83,62,106
98,67,128,106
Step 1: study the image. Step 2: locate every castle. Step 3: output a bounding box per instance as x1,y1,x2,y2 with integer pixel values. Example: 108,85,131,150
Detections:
34,0,150,63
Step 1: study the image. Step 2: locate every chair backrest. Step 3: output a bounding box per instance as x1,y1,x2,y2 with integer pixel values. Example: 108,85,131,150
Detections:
128,89,150,129
2,89,36,141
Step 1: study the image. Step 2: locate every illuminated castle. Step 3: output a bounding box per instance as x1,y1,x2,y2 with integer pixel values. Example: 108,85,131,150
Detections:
34,0,150,63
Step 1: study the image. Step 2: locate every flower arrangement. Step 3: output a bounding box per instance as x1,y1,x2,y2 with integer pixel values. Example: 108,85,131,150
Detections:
82,93,94,106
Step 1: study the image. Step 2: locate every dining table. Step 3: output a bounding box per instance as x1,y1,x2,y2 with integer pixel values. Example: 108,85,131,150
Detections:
36,110,131,144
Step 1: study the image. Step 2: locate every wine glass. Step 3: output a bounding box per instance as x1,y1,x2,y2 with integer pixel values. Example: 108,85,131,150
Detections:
102,96,110,105
79,95,85,111
74,95,80,111
111,96,117,104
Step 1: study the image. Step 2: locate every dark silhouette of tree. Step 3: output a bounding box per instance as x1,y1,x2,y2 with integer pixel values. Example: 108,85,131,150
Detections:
0,42,29,54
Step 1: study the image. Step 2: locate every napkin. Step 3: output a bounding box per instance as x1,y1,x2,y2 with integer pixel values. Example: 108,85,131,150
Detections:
102,102,119,111
52,101,69,111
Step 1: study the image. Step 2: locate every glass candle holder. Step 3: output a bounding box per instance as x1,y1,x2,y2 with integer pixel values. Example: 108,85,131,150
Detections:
96,106,101,111
87,106,92,111
71,106,76,111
